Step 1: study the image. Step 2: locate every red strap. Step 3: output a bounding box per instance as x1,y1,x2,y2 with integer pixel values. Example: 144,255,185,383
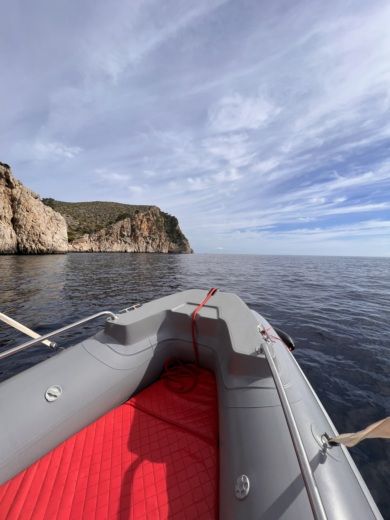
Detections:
162,288,218,393
191,288,218,365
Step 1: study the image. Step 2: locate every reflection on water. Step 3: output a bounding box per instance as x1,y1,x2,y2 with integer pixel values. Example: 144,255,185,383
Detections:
0,253,389,516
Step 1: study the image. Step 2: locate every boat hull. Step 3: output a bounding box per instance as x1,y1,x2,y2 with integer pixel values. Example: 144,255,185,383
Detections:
0,290,383,519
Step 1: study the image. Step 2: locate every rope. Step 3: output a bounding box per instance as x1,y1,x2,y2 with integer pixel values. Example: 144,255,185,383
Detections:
161,358,200,393
329,416,390,447
162,288,218,393
191,288,218,366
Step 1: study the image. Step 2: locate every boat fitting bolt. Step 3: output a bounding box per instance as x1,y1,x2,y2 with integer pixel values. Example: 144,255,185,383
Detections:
235,475,250,500
45,385,62,402
321,432,338,450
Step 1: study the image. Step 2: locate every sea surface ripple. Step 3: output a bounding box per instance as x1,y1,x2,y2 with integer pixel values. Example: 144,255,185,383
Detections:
0,253,389,516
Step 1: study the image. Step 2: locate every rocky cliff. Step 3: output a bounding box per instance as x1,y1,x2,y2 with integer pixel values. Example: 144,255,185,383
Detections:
42,199,193,254
67,207,192,253
0,163,192,254
0,162,68,254
43,199,192,253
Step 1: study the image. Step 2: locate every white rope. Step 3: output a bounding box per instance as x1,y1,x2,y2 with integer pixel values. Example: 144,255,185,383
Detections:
0,312,56,348
329,417,390,447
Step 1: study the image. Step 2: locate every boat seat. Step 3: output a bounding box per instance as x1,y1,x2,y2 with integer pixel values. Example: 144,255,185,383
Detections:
0,368,218,519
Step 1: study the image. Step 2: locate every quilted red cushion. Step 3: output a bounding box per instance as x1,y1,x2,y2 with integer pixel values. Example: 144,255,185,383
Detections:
0,368,218,519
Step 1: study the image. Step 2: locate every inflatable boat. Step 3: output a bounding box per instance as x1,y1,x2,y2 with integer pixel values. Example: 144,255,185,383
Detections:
0,289,383,519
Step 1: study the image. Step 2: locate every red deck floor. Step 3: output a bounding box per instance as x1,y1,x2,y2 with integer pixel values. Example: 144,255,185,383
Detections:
0,369,218,520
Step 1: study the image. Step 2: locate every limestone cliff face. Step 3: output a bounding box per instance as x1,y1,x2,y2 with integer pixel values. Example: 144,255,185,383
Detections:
0,163,192,254
68,207,192,253
0,162,68,254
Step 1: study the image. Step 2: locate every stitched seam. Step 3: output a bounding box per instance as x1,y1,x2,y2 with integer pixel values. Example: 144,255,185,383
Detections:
84,410,106,518
65,426,89,518
124,401,215,447
106,409,115,519
30,449,58,519
8,457,39,518
78,419,98,519
0,472,23,514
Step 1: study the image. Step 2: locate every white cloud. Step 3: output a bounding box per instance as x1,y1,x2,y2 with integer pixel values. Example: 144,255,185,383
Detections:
128,185,144,196
85,0,230,83
143,169,156,178
251,159,280,175
208,93,280,132
34,141,82,160
187,176,209,191
212,168,242,183
215,220,390,257
202,133,253,167
311,197,326,205
3,0,390,256
95,169,131,183
289,220,390,238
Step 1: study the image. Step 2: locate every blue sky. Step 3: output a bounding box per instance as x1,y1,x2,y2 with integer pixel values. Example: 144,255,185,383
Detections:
1,0,390,256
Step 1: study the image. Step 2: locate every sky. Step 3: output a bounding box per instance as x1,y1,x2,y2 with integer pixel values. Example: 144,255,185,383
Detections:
1,0,390,256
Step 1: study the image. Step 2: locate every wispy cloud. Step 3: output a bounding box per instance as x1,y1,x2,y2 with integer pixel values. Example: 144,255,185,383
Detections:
1,0,390,255
128,185,144,196
208,93,280,132
85,0,229,83
34,141,82,160
95,168,131,183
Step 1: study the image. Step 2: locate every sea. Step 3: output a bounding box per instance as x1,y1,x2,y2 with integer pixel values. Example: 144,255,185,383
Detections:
0,253,389,517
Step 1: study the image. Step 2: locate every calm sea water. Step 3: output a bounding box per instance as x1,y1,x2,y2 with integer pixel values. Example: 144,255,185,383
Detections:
0,253,389,516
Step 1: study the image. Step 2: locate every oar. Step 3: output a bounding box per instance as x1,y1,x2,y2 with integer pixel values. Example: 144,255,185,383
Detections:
0,312,56,348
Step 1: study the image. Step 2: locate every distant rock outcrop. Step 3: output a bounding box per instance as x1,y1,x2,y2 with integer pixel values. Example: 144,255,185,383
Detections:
43,199,192,254
0,162,68,254
67,207,192,253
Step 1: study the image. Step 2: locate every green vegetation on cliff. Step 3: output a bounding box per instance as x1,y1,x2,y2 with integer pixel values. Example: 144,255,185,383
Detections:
42,199,152,241
42,199,189,250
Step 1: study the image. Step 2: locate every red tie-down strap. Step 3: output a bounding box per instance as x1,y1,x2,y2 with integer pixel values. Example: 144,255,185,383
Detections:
191,288,218,366
162,288,218,393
